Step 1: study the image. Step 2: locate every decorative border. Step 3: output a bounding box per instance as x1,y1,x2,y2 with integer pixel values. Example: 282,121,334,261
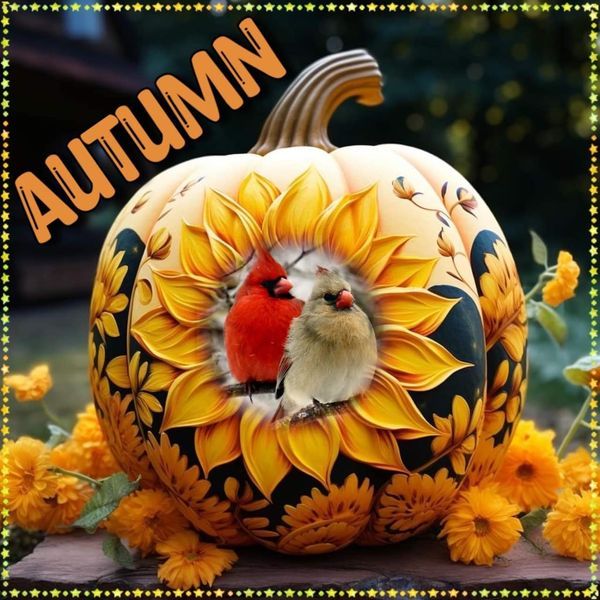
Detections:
2,1,597,597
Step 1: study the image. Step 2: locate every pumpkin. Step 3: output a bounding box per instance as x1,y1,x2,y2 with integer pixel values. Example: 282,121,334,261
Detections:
90,50,527,552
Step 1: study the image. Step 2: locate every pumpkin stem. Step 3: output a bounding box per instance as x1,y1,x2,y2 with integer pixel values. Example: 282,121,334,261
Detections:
250,49,383,155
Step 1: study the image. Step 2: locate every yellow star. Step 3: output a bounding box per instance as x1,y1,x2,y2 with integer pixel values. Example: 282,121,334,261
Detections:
367,2,377,10
387,3,397,10
112,2,123,11
327,3,336,10
71,3,81,11
214,2,224,11
153,3,163,10
347,2,357,10
449,2,459,9
173,3,184,10
133,2,143,10
408,3,418,11
92,2,102,10
428,3,438,11
30,2,40,10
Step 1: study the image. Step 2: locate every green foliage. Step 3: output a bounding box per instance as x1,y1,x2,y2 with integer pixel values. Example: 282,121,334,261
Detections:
529,230,548,268
102,533,135,570
46,424,70,449
564,354,600,388
533,302,567,346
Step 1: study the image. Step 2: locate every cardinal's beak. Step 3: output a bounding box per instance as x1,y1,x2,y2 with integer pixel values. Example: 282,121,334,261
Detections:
274,277,293,297
336,290,354,310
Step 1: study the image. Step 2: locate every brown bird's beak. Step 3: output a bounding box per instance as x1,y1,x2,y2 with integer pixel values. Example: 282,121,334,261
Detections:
336,290,354,309
274,277,293,297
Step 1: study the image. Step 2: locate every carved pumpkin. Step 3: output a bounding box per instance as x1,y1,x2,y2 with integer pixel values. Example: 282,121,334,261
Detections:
90,50,527,552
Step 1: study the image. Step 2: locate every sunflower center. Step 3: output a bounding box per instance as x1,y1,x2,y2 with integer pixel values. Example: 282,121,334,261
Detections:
474,516,490,536
516,462,535,480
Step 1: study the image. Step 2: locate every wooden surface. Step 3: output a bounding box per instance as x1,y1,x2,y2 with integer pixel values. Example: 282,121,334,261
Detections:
10,530,591,591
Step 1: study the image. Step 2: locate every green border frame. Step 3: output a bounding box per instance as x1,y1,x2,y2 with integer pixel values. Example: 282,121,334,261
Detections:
1,1,597,597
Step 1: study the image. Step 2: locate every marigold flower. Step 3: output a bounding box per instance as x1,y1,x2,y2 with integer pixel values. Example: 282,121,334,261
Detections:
542,251,580,307
70,404,120,479
439,483,522,566
156,530,238,589
5,364,52,402
106,488,190,556
560,447,598,492
494,422,561,512
543,488,592,561
6,437,57,528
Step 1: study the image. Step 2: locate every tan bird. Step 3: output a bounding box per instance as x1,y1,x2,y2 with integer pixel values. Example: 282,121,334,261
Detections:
274,267,378,420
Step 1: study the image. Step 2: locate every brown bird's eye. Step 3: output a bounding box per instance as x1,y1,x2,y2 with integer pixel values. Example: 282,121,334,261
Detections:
323,292,337,302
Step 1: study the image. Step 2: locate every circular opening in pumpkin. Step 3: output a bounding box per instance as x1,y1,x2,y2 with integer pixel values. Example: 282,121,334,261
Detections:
208,246,379,422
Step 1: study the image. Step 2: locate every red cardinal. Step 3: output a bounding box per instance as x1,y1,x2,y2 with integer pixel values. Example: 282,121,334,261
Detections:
224,249,304,396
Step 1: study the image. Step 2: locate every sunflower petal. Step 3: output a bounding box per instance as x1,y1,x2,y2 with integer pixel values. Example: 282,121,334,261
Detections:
240,408,291,501
375,256,439,289
377,324,472,391
161,368,239,431
195,413,242,477
275,417,340,487
145,361,179,392
152,269,219,327
237,172,280,225
337,411,407,471
353,368,438,437
358,235,412,284
106,355,130,389
131,308,212,370
180,222,223,280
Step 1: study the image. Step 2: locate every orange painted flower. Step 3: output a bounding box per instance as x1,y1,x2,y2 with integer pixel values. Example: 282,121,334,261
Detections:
5,364,53,402
106,488,190,556
495,422,561,511
6,437,57,528
156,530,238,589
542,251,580,307
440,483,522,566
276,474,374,554
543,488,592,561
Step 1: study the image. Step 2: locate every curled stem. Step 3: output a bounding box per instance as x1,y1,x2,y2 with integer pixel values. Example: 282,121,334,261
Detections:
41,400,70,431
50,466,100,488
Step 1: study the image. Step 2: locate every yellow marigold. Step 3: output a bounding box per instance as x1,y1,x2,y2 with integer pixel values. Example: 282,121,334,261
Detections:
71,403,120,479
511,419,555,449
5,364,52,402
6,437,57,528
560,447,598,492
440,483,522,566
106,488,190,556
543,488,592,561
542,251,580,307
34,476,93,534
156,530,238,589
495,426,561,512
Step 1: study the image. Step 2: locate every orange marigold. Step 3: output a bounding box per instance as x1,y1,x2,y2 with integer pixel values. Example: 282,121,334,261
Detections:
495,423,561,512
106,488,190,556
6,437,57,528
560,447,598,492
543,488,592,561
5,364,53,402
440,483,522,566
156,530,238,589
542,251,580,307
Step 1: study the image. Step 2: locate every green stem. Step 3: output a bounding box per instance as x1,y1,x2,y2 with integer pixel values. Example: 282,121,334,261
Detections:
556,391,592,459
524,268,557,302
50,466,100,488
41,399,70,430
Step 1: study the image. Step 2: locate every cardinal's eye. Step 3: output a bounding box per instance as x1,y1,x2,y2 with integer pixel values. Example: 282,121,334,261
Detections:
323,292,337,302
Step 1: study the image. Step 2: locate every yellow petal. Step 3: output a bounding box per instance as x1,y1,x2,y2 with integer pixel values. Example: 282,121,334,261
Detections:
358,235,412,284
450,395,471,441
314,184,379,266
145,361,179,392
131,308,212,370
180,222,224,280
237,172,280,225
337,411,407,472
500,323,526,362
262,165,331,249
352,368,438,438
375,256,439,289
106,355,130,389
195,413,242,477
372,287,460,336
275,417,340,488
161,367,239,431
377,324,472,391
101,312,119,338
136,279,153,305
240,408,291,501
204,187,262,260
152,269,219,327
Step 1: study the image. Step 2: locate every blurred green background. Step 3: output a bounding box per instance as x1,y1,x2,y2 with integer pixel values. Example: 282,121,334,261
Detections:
9,4,591,440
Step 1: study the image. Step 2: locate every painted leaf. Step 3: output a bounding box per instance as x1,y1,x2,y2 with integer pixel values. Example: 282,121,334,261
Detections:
152,269,219,327
240,408,291,501
131,308,211,370
375,256,439,289
262,166,331,249
314,184,379,267
237,172,280,224
161,367,239,432
373,287,460,336
276,417,340,488
358,235,412,284
353,368,438,438
337,411,407,472
195,413,242,477
377,324,472,391
137,279,152,305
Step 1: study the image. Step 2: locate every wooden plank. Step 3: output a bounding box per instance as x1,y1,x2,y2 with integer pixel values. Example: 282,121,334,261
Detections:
9,530,592,591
